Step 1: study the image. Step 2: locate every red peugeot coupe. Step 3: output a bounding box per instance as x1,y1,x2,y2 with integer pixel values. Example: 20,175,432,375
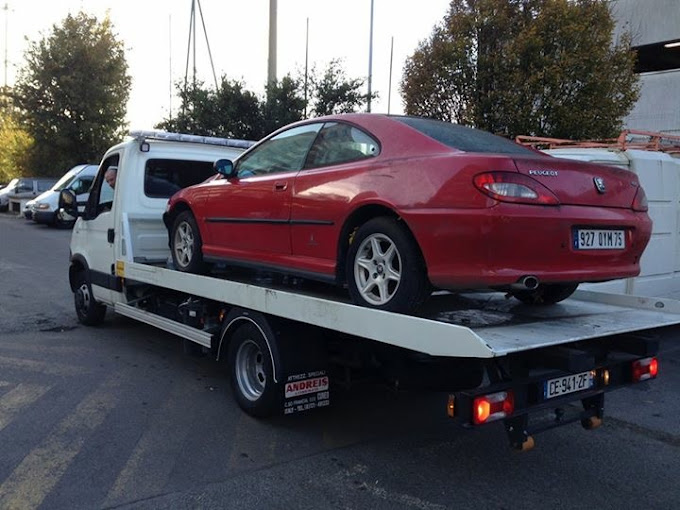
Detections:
164,114,651,313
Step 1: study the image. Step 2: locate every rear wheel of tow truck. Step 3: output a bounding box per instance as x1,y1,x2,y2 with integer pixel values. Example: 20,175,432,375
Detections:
73,271,107,326
510,283,579,305
171,210,206,273
227,323,281,417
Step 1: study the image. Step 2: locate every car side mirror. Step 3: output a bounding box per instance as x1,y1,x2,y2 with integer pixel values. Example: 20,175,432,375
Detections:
214,159,236,178
58,189,79,219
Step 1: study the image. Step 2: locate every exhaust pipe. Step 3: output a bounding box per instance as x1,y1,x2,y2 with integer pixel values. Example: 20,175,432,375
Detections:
511,275,540,290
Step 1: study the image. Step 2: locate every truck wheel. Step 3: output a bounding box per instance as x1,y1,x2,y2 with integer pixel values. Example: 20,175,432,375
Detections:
171,211,205,273
511,283,579,305
227,322,281,417
74,271,107,325
346,217,430,313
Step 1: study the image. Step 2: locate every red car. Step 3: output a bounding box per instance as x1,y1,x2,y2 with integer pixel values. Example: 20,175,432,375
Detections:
164,114,651,313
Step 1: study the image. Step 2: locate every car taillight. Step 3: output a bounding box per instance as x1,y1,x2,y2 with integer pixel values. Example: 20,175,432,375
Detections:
632,357,658,382
473,172,560,205
632,186,648,212
472,390,514,425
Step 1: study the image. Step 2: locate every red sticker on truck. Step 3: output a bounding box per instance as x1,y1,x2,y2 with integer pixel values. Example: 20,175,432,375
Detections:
285,376,329,398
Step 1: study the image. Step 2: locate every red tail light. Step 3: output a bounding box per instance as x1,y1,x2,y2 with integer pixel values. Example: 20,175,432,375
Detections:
632,357,658,382
473,172,560,205
472,390,514,424
632,186,648,212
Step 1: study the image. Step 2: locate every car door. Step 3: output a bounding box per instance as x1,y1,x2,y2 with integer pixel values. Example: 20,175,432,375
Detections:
203,123,322,261
73,154,120,303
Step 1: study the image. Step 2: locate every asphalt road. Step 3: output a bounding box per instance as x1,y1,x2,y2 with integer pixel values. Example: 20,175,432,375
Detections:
0,213,679,510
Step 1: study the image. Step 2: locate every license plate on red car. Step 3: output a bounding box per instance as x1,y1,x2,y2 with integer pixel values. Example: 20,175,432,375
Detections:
574,229,625,250
544,371,595,399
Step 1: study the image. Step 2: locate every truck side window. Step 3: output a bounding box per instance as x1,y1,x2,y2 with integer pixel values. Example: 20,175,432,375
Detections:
88,154,120,217
144,159,215,198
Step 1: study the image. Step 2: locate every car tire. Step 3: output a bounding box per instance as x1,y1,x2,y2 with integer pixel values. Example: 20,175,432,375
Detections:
510,283,579,305
226,322,281,417
74,271,107,326
170,210,206,273
346,217,430,313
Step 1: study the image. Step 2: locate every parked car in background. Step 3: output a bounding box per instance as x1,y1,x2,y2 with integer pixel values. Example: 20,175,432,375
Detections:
164,113,652,314
31,164,98,227
2,177,58,214
0,178,19,211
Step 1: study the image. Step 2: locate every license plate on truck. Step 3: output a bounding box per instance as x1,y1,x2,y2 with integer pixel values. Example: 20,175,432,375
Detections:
574,229,625,250
543,371,595,399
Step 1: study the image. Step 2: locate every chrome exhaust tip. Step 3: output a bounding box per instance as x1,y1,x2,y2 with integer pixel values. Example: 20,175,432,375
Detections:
511,275,540,290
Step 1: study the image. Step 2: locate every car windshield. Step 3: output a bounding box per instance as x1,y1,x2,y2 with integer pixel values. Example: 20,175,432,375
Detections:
395,116,536,155
53,172,78,191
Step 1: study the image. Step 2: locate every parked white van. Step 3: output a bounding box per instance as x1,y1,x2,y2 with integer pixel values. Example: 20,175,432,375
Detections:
31,164,98,227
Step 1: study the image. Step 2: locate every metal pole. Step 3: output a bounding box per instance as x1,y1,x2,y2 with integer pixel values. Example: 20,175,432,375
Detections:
192,0,196,88
367,0,374,113
268,0,277,88
304,17,309,118
3,2,8,91
169,14,172,119
387,36,393,114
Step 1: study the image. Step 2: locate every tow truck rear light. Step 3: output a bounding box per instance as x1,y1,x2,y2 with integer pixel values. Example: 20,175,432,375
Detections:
632,357,658,382
472,390,514,425
473,172,560,205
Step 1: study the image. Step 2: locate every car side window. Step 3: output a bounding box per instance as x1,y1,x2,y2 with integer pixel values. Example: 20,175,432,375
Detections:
236,124,322,178
304,122,380,169
71,177,93,195
16,180,33,193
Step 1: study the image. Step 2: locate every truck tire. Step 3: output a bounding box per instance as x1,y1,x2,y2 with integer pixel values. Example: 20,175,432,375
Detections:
226,322,281,417
170,210,206,273
74,271,107,325
346,217,430,313
511,283,579,305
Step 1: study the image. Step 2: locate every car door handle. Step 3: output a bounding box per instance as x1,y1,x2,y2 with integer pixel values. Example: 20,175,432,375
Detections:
274,181,288,191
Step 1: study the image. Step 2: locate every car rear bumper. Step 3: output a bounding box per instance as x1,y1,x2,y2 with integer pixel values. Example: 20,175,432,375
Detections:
402,203,652,289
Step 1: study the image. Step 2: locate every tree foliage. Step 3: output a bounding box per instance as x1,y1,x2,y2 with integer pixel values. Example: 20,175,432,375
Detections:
0,101,34,182
13,12,131,175
311,59,373,117
401,0,640,139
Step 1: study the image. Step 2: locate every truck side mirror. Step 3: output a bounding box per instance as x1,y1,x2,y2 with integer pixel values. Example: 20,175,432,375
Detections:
214,159,235,178
58,189,79,220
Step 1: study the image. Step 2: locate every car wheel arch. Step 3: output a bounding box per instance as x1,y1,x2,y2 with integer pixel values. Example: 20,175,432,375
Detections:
336,204,425,285
68,255,89,292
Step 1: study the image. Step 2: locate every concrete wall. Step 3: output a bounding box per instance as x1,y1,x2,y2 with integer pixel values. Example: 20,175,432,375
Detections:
626,71,680,135
611,0,680,46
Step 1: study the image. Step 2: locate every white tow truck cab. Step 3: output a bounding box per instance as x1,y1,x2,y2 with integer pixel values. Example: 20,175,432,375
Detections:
61,130,680,450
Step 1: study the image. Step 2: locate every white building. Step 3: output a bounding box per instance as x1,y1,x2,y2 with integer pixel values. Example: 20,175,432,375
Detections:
612,0,680,134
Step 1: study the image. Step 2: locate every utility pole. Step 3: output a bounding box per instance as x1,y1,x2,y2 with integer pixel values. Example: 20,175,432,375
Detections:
387,36,393,114
3,2,9,93
367,0,374,113
304,17,309,118
268,0,277,89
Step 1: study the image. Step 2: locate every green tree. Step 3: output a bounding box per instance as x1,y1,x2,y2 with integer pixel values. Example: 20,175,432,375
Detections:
0,101,34,182
401,0,639,139
156,78,264,140
262,74,306,134
13,12,131,175
311,59,374,117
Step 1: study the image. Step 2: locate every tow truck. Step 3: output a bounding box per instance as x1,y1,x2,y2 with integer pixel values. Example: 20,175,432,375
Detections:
59,130,679,450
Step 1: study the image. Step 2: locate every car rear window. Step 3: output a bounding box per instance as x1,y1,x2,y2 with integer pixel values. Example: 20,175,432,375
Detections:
395,116,535,155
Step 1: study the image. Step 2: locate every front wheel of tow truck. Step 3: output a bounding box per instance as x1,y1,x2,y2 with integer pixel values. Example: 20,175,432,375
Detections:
73,271,107,326
226,322,282,417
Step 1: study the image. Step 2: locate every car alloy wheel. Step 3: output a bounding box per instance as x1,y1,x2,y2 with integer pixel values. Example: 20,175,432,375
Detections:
346,217,430,313
353,233,402,306
173,220,195,269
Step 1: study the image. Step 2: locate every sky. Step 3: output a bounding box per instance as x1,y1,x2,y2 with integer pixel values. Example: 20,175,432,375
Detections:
2,0,452,130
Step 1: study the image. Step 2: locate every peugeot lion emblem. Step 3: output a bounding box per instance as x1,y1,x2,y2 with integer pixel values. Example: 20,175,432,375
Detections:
593,177,606,194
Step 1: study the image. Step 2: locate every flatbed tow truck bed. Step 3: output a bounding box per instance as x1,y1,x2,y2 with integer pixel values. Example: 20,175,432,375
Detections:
110,261,680,449
118,261,680,358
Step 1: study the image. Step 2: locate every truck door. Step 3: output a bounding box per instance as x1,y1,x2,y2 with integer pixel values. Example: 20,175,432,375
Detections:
74,154,120,303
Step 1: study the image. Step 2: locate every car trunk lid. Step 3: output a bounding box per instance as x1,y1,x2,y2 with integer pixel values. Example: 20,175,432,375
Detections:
512,156,639,208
